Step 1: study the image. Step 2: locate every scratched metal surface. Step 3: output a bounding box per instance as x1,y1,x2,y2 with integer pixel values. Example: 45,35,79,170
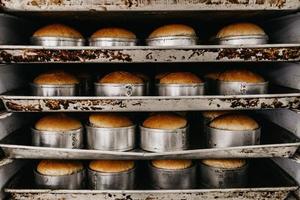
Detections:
5,160,298,200
0,45,299,63
1,119,299,160
1,0,299,11
2,93,300,112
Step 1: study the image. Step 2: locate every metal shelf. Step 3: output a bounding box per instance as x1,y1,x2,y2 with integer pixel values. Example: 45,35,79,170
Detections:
1,0,299,11
0,44,299,63
5,160,298,200
1,120,299,160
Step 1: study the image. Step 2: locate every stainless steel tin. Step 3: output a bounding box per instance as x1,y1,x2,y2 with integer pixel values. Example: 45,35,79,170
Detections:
206,126,261,148
146,36,198,46
87,167,136,190
89,38,137,46
86,124,136,151
217,81,268,95
199,162,248,188
31,36,85,46
31,127,84,149
34,169,86,189
157,83,205,96
94,83,146,96
217,35,268,45
30,83,79,96
149,163,196,189
140,126,189,152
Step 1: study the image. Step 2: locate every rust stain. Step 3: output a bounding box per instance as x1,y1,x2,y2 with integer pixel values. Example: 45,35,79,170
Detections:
6,101,42,112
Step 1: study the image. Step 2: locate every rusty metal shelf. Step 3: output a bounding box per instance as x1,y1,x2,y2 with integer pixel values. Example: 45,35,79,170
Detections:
5,160,298,200
0,44,299,63
1,0,299,12
1,120,299,160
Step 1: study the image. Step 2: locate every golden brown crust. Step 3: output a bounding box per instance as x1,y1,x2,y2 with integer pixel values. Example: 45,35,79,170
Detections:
218,69,265,83
217,23,266,38
89,113,133,128
159,72,203,84
209,114,259,131
202,159,246,169
202,111,231,121
204,72,221,80
33,24,83,38
91,27,136,39
99,71,144,84
37,160,83,176
152,160,192,170
155,72,170,82
33,71,79,85
89,160,134,172
35,114,82,131
143,113,187,130
149,24,196,39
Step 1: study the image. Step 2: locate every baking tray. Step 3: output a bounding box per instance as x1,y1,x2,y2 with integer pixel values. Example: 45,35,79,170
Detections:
2,85,300,112
5,159,298,200
1,0,299,11
0,119,299,160
0,45,299,63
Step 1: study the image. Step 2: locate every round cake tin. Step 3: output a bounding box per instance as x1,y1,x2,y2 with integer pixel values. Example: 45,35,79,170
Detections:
156,83,205,96
140,126,189,152
217,35,268,45
149,162,196,189
89,37,137,46
94,83,146,96
86,124,136,151
87,167,136,190
31,36,85,46
31,127,84,149
206,126,261,148
198,161,248,188
146,36,198,46
34,169,86,189
30,83,79,96
217,81,268,95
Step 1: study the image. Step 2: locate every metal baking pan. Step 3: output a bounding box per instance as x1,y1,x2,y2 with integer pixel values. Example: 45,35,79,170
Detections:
4,159,298,200
1,0,299,11
0,120,299,160
0,44,299,63
2,85,300,112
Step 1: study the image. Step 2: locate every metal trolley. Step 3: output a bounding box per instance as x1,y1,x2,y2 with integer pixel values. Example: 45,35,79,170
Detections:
0,0,300,199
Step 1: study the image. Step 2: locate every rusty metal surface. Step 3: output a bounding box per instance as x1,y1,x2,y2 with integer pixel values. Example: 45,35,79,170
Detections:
2,93,300,112
6,189,295,200
1,120,299,160
0,45,299,63
1,0,299,11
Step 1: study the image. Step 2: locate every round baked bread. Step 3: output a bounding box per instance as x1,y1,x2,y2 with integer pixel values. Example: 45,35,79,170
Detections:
33,24,83,38
209,114,259,131
202,159,246,169
143,113,187,130
35,114,82,131
89,160,134,172
152,160,192,170
217,23,266,38
218,69,265,83
202,111,231,121
149,24,196,39
159,72,203,84
33,71,79,85
155,72,170,82
204,72,221,80
99,71,144,84
89,113,133,128
91,27,136,39
37,160,83,176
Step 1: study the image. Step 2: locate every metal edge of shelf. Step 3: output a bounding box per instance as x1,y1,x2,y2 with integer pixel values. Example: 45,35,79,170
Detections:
0,44,299,63
0,0,299,11
2,93,300,112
